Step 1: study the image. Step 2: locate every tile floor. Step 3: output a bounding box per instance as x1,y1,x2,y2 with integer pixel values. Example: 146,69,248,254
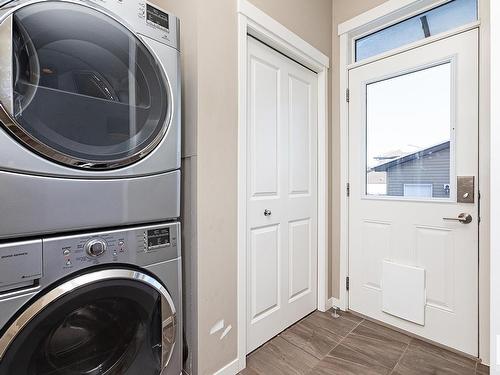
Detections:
239,310,489,375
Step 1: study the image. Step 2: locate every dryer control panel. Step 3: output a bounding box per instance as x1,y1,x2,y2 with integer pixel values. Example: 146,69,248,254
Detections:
0,0,180,50
87,0,180,50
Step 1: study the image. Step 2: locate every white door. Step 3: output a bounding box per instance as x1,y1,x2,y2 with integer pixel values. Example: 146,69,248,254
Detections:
348,29,479,356
246,37,318,353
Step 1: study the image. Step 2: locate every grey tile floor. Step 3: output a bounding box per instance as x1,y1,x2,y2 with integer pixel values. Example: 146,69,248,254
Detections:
239,310,489,375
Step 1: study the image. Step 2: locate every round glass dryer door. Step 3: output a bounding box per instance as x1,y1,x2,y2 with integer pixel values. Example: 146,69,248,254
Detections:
0,1,170,169
0,269,176,375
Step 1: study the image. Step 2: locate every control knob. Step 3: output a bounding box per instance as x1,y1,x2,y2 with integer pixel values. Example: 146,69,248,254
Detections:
85,238,107,257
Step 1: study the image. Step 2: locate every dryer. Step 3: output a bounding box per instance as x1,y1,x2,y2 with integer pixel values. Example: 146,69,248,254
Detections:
0,0,181,238
0,222,182,375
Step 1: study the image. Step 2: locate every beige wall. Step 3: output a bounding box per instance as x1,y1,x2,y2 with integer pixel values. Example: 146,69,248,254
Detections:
196,0,239,373
156,0,333,374
330,0,387,297
248,0,333,56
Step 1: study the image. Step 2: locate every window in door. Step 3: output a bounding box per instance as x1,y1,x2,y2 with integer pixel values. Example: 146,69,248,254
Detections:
355,0,477,61
365,62,452,199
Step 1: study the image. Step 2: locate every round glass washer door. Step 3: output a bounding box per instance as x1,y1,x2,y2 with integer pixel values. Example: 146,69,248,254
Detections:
0,269,177,375
0,1,171,170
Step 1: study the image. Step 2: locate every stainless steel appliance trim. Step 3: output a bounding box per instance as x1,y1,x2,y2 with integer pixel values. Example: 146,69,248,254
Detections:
0,268,177,370
0,14,12,114
0,0,174,170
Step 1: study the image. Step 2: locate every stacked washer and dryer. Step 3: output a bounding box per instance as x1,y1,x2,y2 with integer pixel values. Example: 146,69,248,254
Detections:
0,0,182,374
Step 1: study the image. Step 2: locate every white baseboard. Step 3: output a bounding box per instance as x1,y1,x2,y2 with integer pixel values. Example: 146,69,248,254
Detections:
213,358,240,375
325,297,334,310
322,297,346,312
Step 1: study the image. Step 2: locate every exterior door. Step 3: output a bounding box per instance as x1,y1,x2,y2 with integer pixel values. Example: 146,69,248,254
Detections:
348,29,479,355
246,37,318,353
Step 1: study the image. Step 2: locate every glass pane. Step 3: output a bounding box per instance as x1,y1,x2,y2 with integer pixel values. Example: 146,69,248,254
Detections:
366,63,452,199
10,2,169,166
355,0,477,61
0,279,173,375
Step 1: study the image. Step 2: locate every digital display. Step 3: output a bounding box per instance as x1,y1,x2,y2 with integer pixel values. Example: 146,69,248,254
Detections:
147,228,170,249
146,4,169,30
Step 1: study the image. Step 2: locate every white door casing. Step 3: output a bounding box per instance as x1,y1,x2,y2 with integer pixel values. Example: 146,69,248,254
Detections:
246,36,318,353
348,29,479,356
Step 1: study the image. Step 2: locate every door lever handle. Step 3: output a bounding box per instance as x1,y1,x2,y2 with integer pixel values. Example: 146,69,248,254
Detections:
443,213,473,224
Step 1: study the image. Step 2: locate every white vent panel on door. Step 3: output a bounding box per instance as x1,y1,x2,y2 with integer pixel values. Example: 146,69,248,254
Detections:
382,260,425,325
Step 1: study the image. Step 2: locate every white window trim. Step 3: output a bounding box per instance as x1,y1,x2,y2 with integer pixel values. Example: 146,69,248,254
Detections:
232,1,330,374
338,0,490,364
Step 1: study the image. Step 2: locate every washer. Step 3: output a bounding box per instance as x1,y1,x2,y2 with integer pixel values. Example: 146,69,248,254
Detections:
0,222,182,375
0,0,181,239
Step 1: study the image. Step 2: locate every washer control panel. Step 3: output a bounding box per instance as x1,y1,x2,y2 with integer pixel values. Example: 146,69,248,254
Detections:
42,222,180,281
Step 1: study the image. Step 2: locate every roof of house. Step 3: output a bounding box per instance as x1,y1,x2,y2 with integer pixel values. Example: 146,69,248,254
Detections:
372,141,450,172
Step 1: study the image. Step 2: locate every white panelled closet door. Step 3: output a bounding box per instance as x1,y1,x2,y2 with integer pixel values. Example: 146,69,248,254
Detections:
246,36,318,353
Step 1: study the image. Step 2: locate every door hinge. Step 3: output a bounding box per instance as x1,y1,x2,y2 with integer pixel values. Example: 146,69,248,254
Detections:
346,276,350,291
345,88,350,103
346,182,350,197
478,190,481,224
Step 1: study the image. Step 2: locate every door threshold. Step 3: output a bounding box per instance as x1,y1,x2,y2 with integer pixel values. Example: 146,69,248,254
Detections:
346,309,480,361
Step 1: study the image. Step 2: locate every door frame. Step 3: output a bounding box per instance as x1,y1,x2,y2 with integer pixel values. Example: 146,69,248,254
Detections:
236,0,330,372
490,1,500,370
337,0,491,364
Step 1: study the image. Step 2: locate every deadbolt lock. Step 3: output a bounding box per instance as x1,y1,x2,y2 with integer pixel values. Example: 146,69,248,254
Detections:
457,176,474,204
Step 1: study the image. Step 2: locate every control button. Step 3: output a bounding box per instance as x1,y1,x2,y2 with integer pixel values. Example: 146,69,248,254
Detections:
63,249,70,256
85,239,107,257
65,259,72,266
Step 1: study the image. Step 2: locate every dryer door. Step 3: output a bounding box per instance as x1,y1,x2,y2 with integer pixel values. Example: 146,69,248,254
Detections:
0,269,176,375
0,1,171,170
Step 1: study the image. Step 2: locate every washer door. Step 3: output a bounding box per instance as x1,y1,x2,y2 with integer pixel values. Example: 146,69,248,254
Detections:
0,1,171,170
0,269,176,375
